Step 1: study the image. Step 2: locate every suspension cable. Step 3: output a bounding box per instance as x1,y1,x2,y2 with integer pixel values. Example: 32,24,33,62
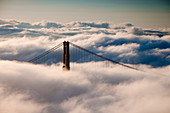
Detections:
70,42,140,71
28,42,63,63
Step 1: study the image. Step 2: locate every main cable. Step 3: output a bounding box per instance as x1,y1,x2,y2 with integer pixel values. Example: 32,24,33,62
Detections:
70,42,140,71
28,42,63,63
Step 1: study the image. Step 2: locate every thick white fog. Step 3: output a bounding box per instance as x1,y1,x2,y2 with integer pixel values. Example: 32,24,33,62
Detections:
0,19,170,113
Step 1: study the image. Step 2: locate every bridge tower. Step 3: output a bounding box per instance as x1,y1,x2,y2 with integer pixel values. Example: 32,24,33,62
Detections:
63,41,70,71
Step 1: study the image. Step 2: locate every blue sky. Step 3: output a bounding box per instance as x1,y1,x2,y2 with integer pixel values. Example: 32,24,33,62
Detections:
0,0,170,28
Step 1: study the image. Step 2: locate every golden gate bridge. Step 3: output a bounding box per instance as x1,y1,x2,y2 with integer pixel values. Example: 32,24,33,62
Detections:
28,41,139,71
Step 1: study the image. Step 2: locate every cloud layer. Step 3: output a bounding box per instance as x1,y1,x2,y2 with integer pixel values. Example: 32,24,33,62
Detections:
0,19,170,113
0,61,170,113
0,19,170,67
